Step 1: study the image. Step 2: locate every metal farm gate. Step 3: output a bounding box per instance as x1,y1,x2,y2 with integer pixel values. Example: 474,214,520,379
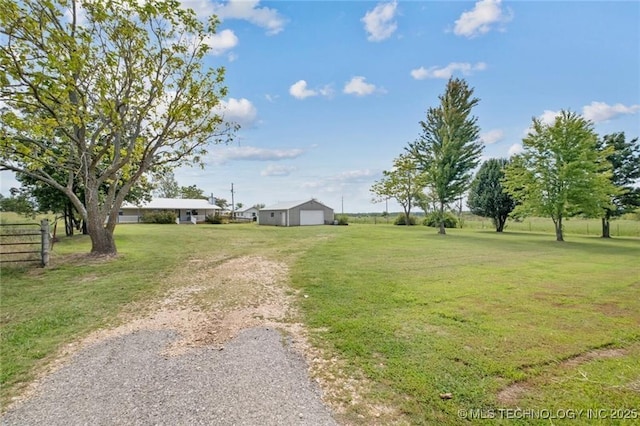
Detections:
0,219,50,267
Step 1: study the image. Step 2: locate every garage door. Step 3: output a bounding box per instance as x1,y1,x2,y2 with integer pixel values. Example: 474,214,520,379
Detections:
300,210,325,226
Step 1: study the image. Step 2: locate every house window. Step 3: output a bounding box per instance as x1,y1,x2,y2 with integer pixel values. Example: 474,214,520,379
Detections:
270,212,274,218
192,210,198,215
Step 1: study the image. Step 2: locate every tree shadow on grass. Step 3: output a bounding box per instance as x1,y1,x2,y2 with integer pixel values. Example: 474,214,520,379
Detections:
448,229,639,257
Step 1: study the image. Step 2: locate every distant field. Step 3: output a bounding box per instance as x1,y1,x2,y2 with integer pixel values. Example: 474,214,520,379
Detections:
346,214,640,237
1,221,639,425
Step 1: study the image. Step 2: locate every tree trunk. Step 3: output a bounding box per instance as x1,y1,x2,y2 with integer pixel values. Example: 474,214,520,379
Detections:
554,217,564,242
86,216,117,256
496,215,506,232
438,203,446,235
85,189,117,256
601,216,611,238
64,202,74,236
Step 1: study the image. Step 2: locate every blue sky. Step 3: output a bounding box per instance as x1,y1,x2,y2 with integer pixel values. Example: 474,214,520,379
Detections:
2,0,639,213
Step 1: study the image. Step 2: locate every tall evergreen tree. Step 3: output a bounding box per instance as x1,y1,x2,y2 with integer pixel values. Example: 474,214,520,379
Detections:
408,78,483,234
468,158,515,232
597,133,640,238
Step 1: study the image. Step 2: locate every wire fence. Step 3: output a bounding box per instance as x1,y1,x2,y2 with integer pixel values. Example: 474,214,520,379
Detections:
342,215,640,237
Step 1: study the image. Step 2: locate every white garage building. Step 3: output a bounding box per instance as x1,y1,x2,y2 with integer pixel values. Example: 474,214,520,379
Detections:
258,199,334,226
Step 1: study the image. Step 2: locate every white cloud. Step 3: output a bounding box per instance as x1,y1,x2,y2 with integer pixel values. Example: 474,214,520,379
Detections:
582,101,640,123
203,29,238,55
538,110,561,126
318,85,335,98
343,76,383,97
521,110,560,136
508,144,523,157
337,170,376,181
454,0,513,38
212,0,287,35
480,129,504,145
411,62,487,80
361,1,398,42
0,170,20,195
214,98,257,128
180,0,215,18
209,146,304,165
289,80,317,100
524,103,639,136
261,164,297,177
289,80,333,100
302,169,375,191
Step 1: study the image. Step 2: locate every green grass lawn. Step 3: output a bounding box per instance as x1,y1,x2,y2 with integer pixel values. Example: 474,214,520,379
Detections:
291,225,640,425
1,221,639,424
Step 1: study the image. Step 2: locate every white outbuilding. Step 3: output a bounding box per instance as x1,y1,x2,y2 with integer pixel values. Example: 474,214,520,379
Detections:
258,199,334,226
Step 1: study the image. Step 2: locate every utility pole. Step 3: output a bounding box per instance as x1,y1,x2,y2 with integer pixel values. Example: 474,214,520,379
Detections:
231,183,235,218
341,196,344,215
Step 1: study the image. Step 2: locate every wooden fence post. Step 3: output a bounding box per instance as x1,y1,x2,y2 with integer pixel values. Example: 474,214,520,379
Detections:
41,219,50,267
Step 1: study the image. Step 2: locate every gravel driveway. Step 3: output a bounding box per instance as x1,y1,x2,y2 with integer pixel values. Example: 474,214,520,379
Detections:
1,327,338,425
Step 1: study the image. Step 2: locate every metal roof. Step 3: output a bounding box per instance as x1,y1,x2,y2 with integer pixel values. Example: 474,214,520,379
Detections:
121,198,222,210
238,206,260,213
261,199,332,211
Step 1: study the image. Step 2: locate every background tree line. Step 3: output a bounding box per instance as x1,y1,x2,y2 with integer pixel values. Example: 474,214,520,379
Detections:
371,78,639,241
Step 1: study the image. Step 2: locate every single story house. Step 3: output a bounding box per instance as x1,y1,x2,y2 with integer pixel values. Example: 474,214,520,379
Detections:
235,206,260,221
119,198,222,224
258,199,334,226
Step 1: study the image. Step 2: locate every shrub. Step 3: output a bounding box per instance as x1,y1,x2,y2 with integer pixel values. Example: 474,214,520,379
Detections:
205,213,224,224
423,212,458,228
394,214,418,225
336,215,349,225
141,211,177,224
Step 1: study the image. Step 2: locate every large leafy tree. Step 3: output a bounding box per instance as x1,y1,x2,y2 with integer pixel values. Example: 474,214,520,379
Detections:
0,0,234,256
468,158,515,232
597,133,640,238
503,110,615,242
154,170,180,198
408,77,483,234
180,184,207,199
213,197,228,209
370,153,425,226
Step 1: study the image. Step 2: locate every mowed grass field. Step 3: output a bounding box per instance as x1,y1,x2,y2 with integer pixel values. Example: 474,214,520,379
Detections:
292,226,640,425
1,219,639,424
347,214,640,237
